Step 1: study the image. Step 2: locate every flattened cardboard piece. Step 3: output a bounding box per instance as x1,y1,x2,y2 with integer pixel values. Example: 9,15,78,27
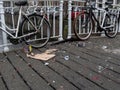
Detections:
27,49,57,61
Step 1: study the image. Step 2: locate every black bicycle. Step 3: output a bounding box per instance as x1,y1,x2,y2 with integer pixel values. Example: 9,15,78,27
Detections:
73,1,119,40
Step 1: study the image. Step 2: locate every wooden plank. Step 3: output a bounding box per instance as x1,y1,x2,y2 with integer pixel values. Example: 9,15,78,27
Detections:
55,45,120,84
53,44,120,90
16,50,79,90
18,47,102,90
5,52,54,90
71,53,120,84
61,43,120,74
0,74,7,90
0,54,30,90
0,54,7,90
56,43,120,83
80,37,120,66
83,48,120,66
47,58,104,90
36,46,104,90
57,51,120,90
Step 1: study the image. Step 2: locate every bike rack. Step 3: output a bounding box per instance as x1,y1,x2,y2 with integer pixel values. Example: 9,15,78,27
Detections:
0,0,119,52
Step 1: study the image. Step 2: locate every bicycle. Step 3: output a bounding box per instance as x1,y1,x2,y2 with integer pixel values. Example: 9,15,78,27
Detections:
73,1,119,40
0,1,51,48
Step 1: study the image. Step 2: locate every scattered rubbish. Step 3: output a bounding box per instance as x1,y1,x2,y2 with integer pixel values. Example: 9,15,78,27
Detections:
105,60,108,62
45,49,57,54
23,46,29,54
23,45,33,55
64,55,69,60
102,46,107,49
27,49,57,61
112,49,120,55
52,80,55,83
0,56,7,62
98,66,106,73
57,86,64,90
106,64,109,67
16,54,19,57
110,66,114,70
27,53,55,61
98,66,103,70
29,45,32,53
76,56,80,59
77,42,86,47
104,49,120,55
58,50,66,53
108,57,112,60
62,51,66,53
44,62,49,66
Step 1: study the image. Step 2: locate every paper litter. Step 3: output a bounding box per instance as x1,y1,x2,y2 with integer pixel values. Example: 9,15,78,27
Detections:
27,49,57,61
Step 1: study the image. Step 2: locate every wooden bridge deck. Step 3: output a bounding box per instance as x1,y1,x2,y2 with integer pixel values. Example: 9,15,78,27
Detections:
0,36,120,90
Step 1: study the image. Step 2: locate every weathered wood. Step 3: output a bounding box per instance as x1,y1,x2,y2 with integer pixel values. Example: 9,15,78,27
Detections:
0,54,30,90
60,43,120,74
1,35,120,90
16,50,79,90
54,44,120,90
0,74,7,90
5,52,54,90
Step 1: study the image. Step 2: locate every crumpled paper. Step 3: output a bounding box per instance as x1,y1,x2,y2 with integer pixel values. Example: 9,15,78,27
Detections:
27,49,57,61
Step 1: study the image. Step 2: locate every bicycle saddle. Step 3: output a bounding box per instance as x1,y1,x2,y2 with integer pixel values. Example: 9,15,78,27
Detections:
15,1,28,6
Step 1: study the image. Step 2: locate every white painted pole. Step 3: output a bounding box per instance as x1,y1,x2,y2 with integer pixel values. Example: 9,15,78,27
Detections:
102,0,107,8
67,0,72,39
101,0,107,37
0,1,9,52
95,0,99,8
58,0,63,41
11,1,15,29
113,0,120,33
113,0,117,5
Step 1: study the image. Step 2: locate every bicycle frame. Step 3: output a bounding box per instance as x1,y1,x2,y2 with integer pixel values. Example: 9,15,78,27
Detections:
0,6,23,38
0,6,39,39
88,7,108,31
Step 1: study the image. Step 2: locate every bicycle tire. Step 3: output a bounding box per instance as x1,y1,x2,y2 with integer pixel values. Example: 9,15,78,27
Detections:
20,13,50,48
104,14,118,38
73,12,94,40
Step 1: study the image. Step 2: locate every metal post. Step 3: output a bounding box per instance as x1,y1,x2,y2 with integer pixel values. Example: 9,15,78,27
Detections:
58,0,63,41
101,0,107,37
11,1,15,29
113,0,120,33
95,0,99,8
67,0,72,39
0,1,9,52
113,0,117,5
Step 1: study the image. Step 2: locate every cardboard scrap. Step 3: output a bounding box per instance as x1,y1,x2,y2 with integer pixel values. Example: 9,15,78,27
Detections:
27,49,57,61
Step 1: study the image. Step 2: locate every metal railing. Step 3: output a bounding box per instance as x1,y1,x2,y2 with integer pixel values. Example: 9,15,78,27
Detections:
0,0,119,52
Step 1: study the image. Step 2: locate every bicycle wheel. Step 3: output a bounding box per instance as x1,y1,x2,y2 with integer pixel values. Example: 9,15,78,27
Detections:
104,14,118,38
20,13,50,48
73,12,94,40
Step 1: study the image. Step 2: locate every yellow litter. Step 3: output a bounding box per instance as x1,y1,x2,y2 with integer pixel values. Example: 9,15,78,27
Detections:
27,49,57,61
